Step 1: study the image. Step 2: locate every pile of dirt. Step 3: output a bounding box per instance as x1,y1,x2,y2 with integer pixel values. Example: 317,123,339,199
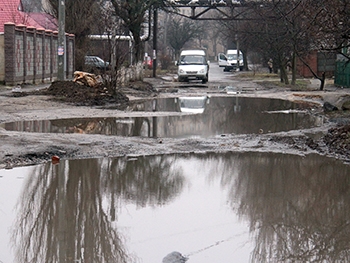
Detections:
4,79,157,106
270,124,350,161
36,81,130,107
324,124,350,158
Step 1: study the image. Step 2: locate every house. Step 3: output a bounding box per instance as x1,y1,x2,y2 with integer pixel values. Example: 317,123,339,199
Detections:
0,0,57,33
297,50,336,79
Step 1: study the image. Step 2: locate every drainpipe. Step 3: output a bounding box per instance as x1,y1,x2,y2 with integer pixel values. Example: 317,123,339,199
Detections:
141,8,151,42
88,35,132,41
88,10,151,44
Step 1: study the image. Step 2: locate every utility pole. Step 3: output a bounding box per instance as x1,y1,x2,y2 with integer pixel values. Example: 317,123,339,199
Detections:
236,34,240,71
58,0,66,80
152,8,157,78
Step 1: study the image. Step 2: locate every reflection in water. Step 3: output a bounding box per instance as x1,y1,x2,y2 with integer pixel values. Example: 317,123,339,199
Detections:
1,97,323,138
12,156,185,263
7,152,350,262
12,159,130,263
206,152,350,263
102,156,185,210
178,96,208,113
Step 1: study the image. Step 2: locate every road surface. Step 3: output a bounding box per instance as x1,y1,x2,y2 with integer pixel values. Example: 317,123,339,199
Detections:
209,61,240,84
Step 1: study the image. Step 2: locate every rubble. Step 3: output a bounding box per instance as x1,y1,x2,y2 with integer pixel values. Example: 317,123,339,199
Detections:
73,71,101,87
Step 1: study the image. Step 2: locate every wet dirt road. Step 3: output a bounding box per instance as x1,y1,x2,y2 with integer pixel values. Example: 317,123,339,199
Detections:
0,62,349,169
1,63,350,263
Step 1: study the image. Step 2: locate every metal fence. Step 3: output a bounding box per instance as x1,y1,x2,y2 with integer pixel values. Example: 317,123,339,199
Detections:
335,61,350,88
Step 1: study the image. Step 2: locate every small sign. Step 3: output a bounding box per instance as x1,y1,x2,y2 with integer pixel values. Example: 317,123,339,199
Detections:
58,46,64,56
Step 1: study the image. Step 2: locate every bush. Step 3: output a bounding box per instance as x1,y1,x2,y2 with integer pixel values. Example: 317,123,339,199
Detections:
159,54,172,70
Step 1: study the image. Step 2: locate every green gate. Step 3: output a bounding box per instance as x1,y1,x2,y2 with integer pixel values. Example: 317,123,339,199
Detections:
335,61,350,88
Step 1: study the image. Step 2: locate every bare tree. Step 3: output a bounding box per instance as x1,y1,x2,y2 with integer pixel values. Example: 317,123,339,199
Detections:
241,1,301,83
227,1,314,86
240,0,350,90
167,16,204,59
299,0,350,90
21,0,42,12
109,0,174,64
45,0,102,70
305,0,350,57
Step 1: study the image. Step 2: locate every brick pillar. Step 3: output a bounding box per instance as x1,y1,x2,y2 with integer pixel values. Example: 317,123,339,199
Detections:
52,31,58,80
4,23,16,85
66,33,75,79
36,28,45,83
44,30,53,81
26,26,36,83
16,24,27,84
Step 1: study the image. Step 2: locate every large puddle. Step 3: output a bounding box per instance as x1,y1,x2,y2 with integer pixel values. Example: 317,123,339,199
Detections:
1,152,349,263
0,97,323,137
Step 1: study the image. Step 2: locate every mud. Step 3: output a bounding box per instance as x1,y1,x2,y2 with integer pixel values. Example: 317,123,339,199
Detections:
0,76,350,169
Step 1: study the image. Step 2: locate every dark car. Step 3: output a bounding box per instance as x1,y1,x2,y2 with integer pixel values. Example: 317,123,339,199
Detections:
85,56,110,71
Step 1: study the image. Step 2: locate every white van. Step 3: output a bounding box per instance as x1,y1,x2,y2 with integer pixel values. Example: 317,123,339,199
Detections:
176,49,209,83
218,49,243,72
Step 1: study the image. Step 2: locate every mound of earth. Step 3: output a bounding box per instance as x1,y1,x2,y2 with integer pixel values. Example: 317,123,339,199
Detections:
32,80,157,107
35,80,130,106
324,124,350,157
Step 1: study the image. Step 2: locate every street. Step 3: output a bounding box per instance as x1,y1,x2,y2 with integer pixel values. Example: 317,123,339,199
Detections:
208,61,235,83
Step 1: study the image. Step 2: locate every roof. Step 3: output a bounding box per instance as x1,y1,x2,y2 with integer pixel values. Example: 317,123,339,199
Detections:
226,49,243,54
26,12,57,30
0,0,57,32
180,50,206,56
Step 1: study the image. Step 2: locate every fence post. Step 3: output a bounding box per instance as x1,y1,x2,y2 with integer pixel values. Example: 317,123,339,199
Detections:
4,23,16,85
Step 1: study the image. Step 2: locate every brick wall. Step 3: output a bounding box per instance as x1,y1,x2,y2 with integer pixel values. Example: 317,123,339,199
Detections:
3,23,75,85
297,50,335,78
297,50,318,78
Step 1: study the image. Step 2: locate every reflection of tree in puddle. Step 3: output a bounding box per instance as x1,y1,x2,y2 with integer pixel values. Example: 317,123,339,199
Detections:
12,155,185,262
213,152,350,263
51,117,153,137
102,156,185,212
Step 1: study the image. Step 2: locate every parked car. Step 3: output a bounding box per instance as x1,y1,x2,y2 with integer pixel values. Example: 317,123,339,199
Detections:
85,56,110,71
176,49,209,83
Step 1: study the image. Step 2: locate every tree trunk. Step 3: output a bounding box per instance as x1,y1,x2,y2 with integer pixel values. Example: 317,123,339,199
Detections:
278,56,289,84
320,72,325,91
130,30,144,64
291,51,296,85
280,65,289,84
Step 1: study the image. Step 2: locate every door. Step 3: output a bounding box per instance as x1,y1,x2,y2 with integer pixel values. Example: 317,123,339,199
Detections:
218,53,228,67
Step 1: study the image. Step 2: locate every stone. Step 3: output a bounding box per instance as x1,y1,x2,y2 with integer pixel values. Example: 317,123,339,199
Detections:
341,100,350,111
323,101,338,112
162,251,188,263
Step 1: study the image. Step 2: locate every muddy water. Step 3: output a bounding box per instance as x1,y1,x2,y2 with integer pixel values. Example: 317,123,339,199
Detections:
0,97,323,137
1,152,349,263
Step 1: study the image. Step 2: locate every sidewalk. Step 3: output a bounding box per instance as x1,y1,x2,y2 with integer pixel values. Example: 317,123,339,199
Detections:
143,74,176,87
0,83,50,95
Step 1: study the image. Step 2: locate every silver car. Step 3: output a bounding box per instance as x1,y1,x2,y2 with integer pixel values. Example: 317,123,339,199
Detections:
85,56,110,71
